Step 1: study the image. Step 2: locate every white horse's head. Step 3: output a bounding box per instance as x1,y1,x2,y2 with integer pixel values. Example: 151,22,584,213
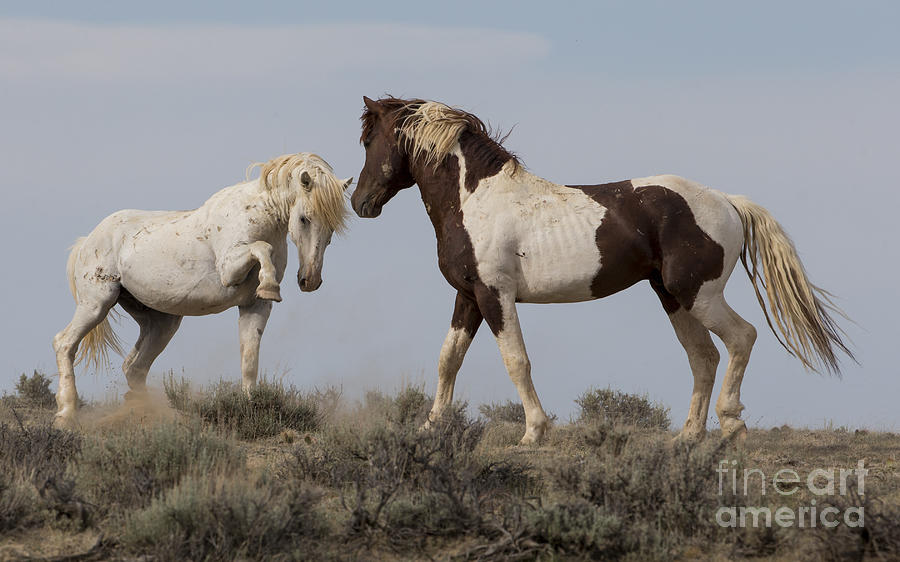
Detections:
256,153,351,292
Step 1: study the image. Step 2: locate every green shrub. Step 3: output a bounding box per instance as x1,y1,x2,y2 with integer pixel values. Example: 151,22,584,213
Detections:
525,499,629,558
543,435,729,556
0,475,42,532
77,420,245,511
164,375,320,439
479,400,526,424
14,370,55,409
122,473,325,560
0,421,87,531
575,387,671,430
361,384,431,427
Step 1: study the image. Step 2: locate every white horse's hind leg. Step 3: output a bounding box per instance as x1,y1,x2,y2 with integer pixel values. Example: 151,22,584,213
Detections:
238,300,273,393
476,285,549,445
52,285,119,427
119,300,182,399
666,308,720,441
218,241,282,302
689,292,757,441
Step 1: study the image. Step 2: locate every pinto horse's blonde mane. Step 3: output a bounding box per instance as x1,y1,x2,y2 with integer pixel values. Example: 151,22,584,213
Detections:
247,152,348,233
362,97,518,171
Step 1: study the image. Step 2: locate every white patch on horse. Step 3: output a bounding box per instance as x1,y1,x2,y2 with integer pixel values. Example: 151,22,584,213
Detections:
451,146,469,206
462,162,606,303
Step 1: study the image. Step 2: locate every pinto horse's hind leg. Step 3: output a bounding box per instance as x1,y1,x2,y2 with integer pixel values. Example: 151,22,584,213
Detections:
475,284,550,445
238,300,273,393
52,283,119,427
426,291,483,426
689,291,757,441
653,281,721,441
118,296,182,399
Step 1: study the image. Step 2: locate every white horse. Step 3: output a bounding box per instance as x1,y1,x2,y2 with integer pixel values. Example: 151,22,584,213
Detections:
53,153,351,427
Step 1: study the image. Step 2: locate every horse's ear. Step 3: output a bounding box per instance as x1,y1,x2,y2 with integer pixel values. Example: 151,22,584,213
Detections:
300,171,312,191
363,96,382,114
342,177,353,191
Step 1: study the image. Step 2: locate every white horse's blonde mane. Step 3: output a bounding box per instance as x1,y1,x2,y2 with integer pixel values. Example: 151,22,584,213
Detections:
247,152,348,233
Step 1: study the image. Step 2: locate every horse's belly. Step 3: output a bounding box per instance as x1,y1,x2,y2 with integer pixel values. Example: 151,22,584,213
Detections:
514,231,602,303
466,185,607,304
121,269,253,315
118,235,253,315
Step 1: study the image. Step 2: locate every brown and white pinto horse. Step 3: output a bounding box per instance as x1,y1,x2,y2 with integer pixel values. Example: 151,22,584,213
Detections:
352,96,853,444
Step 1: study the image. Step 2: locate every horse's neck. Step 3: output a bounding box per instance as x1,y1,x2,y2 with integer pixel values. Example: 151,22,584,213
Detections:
204,181,294,231
411,141,518,231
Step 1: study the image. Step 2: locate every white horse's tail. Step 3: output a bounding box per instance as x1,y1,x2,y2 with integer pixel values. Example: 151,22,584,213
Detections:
726,195,854,374
67,237,123,370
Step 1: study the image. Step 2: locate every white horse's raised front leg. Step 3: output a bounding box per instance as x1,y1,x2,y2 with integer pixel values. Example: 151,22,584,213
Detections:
218,241,282,302
237,300,272,393
475,284,550,445
426,292,483,426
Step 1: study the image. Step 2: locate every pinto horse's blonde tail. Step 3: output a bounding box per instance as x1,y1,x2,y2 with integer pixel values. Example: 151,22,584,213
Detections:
67,237,123,371
726,195,854,375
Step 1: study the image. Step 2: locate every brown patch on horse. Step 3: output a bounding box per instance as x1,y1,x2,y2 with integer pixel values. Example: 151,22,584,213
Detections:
450,291,483,336
412,151,505,333
458,130,511,192
569,181,725,311
357,97,520,334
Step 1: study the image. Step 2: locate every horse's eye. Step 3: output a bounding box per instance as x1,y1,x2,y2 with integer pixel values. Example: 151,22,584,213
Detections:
363,139,371,148
300,217,310,226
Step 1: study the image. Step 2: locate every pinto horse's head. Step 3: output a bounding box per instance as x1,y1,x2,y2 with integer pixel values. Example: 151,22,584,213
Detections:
352,96,417,218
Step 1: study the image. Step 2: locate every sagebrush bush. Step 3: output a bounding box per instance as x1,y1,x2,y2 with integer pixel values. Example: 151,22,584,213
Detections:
288,400,538,550
576,387,671,430
524,499,629,558
0,474,42,532
14,370,55,409
122,473,325,561
479,399,558,426
479,400,526,424
360,384,431,427
0,421,87,531
539,432,729,557
164,375,320,439
77,420,245,511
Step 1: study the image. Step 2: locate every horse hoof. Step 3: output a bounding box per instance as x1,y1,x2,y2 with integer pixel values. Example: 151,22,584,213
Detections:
53,413,77,431
256,287,282,302
124,389,147,402
673,430,705,445
721,419,748,443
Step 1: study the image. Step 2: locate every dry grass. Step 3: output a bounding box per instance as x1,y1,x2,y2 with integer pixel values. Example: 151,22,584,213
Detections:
1,379,897,561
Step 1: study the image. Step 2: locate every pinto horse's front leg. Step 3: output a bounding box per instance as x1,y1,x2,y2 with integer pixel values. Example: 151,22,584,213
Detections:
218,241,282,302
474,283,550,445
426,291,483,427
237,300,272,393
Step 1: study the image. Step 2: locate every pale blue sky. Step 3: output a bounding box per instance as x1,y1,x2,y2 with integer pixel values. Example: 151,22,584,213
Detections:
2,2,898,428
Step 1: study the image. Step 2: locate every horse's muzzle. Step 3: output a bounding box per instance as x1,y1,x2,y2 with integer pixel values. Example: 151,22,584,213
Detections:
353,196,383,219
297,271,322,292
